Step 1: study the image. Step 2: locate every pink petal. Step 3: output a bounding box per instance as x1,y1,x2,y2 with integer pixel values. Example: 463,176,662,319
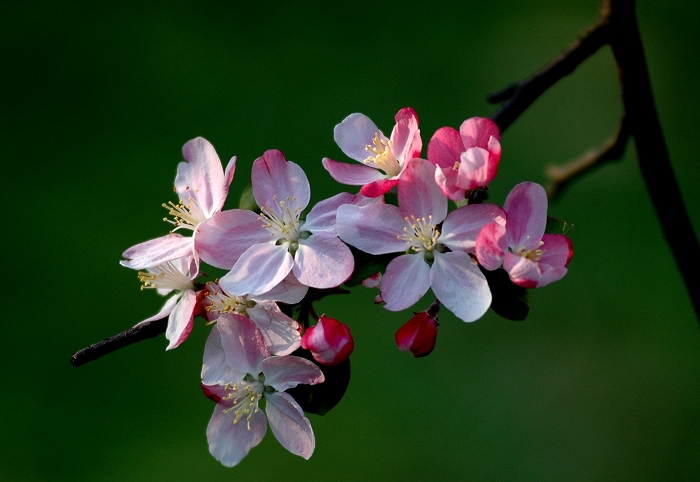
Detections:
206,402,267,467
202,325,245,386
434,165,466,201
381,254,432,311
294,234,354,289
456,147,489,191
300,316,354,366
252,150,310,211
459,117,501,148
360,178,399,197
474,221,508,271
430,251,491,322
133,294,180,329
178,137,227,218
334,113,384,162
503,252,540,288
336,203,407,254
195,209,271,269
503,182,548,250
321,158,385,186
539,234,574,268
537,265,568,287
165,289,197,350
265,392,315,460
486,136,501,183
216,314,268,375
391,107,422,162
262,356,325,391
253,272,308,305
398,159,447,223
441,203,506,253
302,191,380,235
120,234,193,270
219,243,294,297
247,302,301,356
427,126,463,169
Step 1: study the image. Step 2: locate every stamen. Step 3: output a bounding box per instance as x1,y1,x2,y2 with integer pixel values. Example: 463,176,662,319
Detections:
514,240,546,262
138,261,194,292
222,380,264,431
363,133,401,177
398,215,440,254
162,196,207,231
258,195,303,245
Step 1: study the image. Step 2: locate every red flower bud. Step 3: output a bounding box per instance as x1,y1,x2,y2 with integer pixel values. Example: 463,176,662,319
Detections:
301,315,354,366
395,302,440,357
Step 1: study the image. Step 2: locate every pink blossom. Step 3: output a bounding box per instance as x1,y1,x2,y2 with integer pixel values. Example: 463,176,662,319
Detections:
475,181,573,288
337,158,504,323
395,301,440,358
207,150,377,295
427,117,501,200
201,316,324,467
301,315,354,366
322,107,422,197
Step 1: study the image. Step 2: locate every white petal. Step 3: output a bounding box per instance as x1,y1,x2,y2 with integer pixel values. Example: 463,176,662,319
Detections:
336,203,407,254
133,294,180,329
294,234,354,289
202,325,246,385
380,254,431,311
398,159,447,223
265,392,315,460
206,402,267,467
334,113,385,162
248,303,301,356
120,234,193,270
216,314,269,375
219,243,294,297
431,251,491,322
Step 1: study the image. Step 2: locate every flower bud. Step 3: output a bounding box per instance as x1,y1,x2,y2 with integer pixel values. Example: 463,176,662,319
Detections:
395,301,440,357
301,315,354,366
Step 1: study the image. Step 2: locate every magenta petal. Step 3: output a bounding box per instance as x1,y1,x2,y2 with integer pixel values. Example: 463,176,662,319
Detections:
262,356,324,392
381,254,431,311
207,402,267,467
431,251,491,322
427,126,463,169
220,243,294,296
391,107,422,162
360,178,399,197
178,137,227,217
441,203,506,253
265,392,315,460
459,117,501,148
504,181,548,250
216,314,268,375
398,159,447,223
165,289,196,350
294,234,354,289
321,158,385,186
539,234,574,268
121,234,193,270
475,221,508,271
504,252,540,288
334,113,384,162
195,209,270,269
252,150,310,211
336,203,407,254
434,165,465,201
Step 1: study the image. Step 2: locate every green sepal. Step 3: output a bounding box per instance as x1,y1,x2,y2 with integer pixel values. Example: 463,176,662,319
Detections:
545,215,573,236
480,266,530,321
238,184,258,212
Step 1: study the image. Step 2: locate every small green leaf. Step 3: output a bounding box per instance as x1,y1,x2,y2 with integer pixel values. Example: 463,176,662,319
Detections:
286,349,350,416
238,184,258,211
545,215,573,236
480,267,529,321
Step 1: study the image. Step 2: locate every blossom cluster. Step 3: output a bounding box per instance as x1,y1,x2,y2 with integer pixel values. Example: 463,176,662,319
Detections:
119,108,573,467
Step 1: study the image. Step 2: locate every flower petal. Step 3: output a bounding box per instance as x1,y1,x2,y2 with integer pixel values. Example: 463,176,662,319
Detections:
336,203,407,254
252,150,310,211
165,289,197,350
206,402,267,467
321,158,386,186
434,165,465,201
265,392,315,460
302,191,380,234
294,234,354,289
133,294,180,329
537,265,568,288
262,356,324,392
391,107,422,162
427,126,463,169
247,302,301,356
219,243,294,296
216,314,268,375
120,234,193,270
503,252,540,288
381,254,431,311
456,147,489,191
459,117,501,148
431,251,491,322
178,137,228,218
202,325,246,386
474,221,508,271
441,203,506,253
539,234,574,268
503,181,548,250
252,272,308,305
195,209,270,269
398,159,447,223
334,113,385,162
359,178,400,197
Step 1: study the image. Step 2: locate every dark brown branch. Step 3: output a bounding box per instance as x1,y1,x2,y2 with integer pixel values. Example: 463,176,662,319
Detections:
70,318,167,367
545,116,631,199
489,16,610,133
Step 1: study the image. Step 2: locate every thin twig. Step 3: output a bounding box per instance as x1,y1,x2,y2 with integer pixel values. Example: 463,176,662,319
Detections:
70,318,167,367
546,116,630,199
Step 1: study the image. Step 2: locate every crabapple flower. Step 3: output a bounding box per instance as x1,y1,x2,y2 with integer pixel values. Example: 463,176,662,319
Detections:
201,315,324,467
395,300,440,358
337,158,504,323
300,315,354,366
322,107,422,197
203,276,305,355
475,181,573,288
427,117,501,200
131,253,200,350
121,137,236,270
211,150,377,295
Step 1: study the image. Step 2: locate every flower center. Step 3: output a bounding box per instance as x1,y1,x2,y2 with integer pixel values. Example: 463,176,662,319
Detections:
205,282,256,316
138,261,194,292
162,189,207,231
514,239,545,262
363,133,401,177
222,377,265,430
399,215,441,255
259,195,303,247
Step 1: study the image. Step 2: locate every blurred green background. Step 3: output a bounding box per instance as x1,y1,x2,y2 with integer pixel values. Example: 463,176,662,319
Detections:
3,0,700,480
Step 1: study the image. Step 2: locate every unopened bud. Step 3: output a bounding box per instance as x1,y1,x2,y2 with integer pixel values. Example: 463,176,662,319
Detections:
301,315,354,366
395,301,440,357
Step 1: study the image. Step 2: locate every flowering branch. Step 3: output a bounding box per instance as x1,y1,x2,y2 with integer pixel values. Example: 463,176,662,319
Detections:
545,116,630,198
489,0,700,321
